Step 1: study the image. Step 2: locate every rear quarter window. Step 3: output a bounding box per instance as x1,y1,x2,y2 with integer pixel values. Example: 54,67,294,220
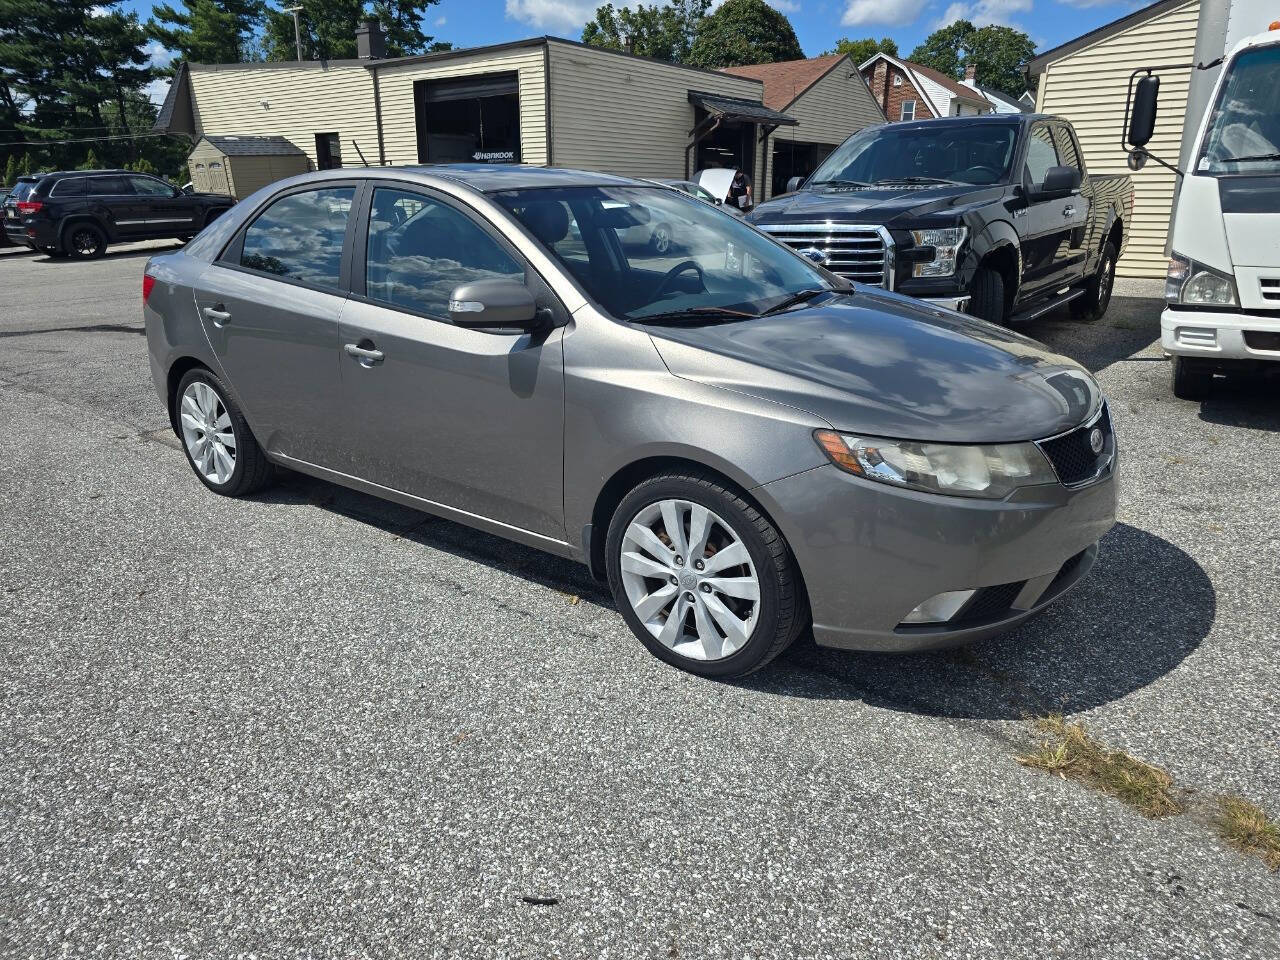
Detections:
51,178,89,197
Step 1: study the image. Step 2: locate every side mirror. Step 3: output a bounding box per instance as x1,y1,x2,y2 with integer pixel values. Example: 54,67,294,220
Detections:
1128,74,1159,148
1035,165,1081,199
786,176,804,193
448,278,538,330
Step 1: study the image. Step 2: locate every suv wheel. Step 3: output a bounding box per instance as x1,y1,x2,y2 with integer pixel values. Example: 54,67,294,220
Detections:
1071,240,1117,321
969,267,1007,325
174,368,274,496
1171,355,1215,402
63,222,107,259
605,473,806,678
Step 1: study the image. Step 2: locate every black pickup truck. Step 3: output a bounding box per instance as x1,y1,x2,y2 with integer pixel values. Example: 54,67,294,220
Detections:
3,170,234,259
746,114,1133,325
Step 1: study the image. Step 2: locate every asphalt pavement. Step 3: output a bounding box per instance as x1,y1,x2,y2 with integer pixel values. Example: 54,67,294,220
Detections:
1,241,1278,959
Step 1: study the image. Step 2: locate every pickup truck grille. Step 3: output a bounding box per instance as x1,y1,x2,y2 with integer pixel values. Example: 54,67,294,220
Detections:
756,223,893,287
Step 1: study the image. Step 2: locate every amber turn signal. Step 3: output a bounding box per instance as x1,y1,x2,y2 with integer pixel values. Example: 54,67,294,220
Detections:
814,430,864,475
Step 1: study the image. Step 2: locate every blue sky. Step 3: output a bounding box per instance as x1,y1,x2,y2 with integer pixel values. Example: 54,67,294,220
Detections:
122,0,1145,101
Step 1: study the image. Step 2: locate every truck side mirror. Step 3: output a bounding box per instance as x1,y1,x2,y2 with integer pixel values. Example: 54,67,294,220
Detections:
1128,74,1160,149
1034,166,1081,199
786,176,804,194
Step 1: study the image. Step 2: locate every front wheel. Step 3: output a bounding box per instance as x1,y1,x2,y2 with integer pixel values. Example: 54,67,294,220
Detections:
968,267,1007,325
174,368,274,496
605,473,807,678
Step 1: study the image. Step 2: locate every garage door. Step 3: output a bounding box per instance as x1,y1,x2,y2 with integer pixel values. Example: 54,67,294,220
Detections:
415,73,521,165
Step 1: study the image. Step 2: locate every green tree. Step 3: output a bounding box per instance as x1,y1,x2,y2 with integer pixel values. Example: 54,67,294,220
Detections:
148,0,264,67
3,153,17,185
581,0,709,63
686,0,803,68
823,36,897,64
909,20,1035,98
79,147,100,170
262,0,449,62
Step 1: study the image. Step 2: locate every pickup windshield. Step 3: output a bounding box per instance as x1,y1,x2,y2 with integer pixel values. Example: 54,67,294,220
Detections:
1198,45,1280,175
493,185,836,322
808,121,1020,188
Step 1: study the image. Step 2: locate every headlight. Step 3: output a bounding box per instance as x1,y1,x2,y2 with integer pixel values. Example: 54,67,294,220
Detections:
910,226,968,278
1166,253,1237,307
814,430,1057,499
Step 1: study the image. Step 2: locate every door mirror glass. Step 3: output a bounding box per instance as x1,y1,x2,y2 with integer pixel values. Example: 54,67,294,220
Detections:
1128,74,1160,148
1036,165,1081,199
449,278,538,329
786,176,804,193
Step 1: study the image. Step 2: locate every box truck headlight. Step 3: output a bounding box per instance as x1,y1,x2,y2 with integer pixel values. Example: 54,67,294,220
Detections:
911,227,967,278
1166,253,1238,307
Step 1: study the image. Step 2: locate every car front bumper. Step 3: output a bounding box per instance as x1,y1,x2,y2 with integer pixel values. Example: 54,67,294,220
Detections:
757,462,1117,652
1161,307,1280,362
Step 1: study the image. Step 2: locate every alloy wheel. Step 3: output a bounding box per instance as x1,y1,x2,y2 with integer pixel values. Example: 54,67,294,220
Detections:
179,380,237,485
652,225,672,254
71,228,100,257
1098,252,1113,310
618,498,760,661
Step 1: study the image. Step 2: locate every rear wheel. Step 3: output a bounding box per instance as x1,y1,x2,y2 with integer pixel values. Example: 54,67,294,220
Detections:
605,473,806,679
1071,240,1117,321
1171,355,1215,401
969,266,1007,325
174,368,274,496
63,222,106,259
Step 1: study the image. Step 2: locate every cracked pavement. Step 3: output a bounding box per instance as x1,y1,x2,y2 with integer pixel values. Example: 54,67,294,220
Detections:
1,242,1278,959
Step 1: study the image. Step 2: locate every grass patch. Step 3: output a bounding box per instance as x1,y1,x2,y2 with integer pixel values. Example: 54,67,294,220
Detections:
1018,715,1181,819
1216,796,1280,871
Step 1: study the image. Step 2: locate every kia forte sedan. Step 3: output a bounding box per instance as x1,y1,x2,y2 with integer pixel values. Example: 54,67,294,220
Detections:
144,165,1117,679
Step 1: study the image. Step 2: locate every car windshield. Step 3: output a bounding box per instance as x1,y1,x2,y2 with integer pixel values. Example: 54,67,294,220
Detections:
1198,45,1280,175
492,185,836,322
809,122,1020,187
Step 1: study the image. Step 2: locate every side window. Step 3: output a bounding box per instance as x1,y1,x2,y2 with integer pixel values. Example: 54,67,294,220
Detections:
52,178,88,197
365,187,523,319
1052,125,1083,173
1024,124,1059,186
90,176,131,196
900,100,915,122
239,186,354,290
130,176,173,196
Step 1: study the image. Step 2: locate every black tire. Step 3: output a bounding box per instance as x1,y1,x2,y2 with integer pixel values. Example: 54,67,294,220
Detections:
969,267,1006,325
605,472,807,679
1171,355,1214,402
62,221,107,259
1071,240,1117,321
173,367,274,497
650,221,673,255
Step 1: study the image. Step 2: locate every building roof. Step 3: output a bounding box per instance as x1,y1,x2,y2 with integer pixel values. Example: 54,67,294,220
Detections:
688,91,798,126
859,53,990,115
976,84,1034,112
200,135,306,157
719,53,846,111
1027,0,1194,74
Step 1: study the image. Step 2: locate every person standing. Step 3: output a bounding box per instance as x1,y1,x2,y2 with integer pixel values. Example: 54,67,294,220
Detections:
728,167,753,212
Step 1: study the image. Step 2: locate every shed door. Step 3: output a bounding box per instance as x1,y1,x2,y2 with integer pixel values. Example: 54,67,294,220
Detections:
414,72,520,165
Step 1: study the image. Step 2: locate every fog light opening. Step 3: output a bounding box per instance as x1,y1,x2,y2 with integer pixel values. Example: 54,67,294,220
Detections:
901,589,976,625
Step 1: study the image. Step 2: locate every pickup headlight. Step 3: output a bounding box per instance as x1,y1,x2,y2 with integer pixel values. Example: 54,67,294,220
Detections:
910,226,968,278
1166,253,1237,307
814,430,1057,499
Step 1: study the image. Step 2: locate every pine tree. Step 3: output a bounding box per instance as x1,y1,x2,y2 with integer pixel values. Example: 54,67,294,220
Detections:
80,147,100,170
148,0,264,68
262,0,449,62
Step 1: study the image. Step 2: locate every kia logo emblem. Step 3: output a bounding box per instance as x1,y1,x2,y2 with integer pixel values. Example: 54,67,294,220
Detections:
1089,428,1104,455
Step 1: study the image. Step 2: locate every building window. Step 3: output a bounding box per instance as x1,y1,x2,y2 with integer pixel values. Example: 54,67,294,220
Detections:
315,132,342,170
893,74,903,86
900,100,915,122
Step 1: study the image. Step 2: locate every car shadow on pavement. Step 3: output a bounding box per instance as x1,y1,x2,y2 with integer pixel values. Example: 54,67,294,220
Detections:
1197,376,1280,433
750,521,1215,720
1019,296,1161,374
28,243,184,265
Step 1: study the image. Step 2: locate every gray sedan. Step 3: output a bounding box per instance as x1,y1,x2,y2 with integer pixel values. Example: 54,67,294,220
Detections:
144,165,1116,678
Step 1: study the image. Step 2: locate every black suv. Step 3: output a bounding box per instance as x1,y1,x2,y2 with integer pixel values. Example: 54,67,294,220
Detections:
3,170,235,259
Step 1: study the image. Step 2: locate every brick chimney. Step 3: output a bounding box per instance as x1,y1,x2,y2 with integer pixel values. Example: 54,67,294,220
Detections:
964,63,977,84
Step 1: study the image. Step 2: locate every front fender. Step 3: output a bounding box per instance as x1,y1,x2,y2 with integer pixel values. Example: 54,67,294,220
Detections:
969,218,1022,299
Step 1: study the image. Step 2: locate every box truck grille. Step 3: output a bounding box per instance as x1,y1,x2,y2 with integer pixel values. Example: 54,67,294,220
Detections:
757,223,892,287
1260,278,1280,301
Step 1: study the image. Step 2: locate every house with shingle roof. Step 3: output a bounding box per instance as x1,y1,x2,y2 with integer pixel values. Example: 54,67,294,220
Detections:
859,53,992,122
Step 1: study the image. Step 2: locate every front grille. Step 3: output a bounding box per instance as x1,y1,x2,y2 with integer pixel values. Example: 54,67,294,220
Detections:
1037,404,1113,487
956,580,1026,624
1260,278,1280,302
1244,330,1280,351
757,222,892,287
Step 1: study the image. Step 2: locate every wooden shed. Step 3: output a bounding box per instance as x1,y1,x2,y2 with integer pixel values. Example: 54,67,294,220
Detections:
187,135,310,200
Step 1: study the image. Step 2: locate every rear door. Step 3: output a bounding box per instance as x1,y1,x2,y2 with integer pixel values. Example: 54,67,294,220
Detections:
86,175,142,238
128,175,200,237
1014,122,1080,296
337,182,566,538
193,182,359,465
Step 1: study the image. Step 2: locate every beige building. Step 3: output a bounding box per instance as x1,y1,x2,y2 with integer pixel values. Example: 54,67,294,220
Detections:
1029,0,1201,277
155,31,884,203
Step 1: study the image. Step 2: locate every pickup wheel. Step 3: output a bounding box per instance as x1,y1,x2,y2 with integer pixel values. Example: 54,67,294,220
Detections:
968,267,1006,325
1171,356,1215,401
1071,241,1117,321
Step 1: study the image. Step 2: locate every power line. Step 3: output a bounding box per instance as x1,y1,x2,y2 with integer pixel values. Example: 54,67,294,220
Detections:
0,131,175,147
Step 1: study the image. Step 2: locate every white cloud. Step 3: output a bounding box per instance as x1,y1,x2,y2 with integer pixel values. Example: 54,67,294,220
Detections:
769,0,801,11
936,0,1030,27
145,41,176,68
505,0,599,29
145,77,171,106
842,0,924,26
434,14,447,25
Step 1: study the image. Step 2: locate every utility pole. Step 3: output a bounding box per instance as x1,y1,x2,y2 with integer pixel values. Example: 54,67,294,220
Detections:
283,5,304,62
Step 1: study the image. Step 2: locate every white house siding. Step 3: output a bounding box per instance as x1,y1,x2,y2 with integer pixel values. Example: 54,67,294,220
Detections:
374,45,548,166
1036,0,1200,277
547,41,768,198
187,63,380,171
762,61,884,198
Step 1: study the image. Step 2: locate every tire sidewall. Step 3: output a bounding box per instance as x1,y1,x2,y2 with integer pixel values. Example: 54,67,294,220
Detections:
970,268,1005,325
605,475,785,678
174,368,248,494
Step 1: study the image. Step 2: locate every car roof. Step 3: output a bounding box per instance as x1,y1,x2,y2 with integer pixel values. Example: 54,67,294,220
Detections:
291,164,647,194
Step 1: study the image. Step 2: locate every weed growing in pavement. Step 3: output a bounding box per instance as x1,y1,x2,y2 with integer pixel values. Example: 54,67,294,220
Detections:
1216,795,1280,871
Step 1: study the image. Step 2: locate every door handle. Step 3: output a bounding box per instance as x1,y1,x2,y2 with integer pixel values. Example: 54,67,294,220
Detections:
344,342,384,364
202,304,231,326
1062,205,1076,218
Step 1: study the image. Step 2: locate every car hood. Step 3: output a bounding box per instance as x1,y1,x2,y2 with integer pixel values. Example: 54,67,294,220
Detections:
644,290,1100,444
751,183,1003,226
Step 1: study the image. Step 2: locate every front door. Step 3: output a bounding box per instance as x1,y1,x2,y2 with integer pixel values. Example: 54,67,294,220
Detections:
193,183,358,465
337,183,565,539
1014,122,1083,296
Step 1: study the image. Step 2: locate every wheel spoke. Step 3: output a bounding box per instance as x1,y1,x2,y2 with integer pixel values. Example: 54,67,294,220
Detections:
180,394,201,421
633,583,677,621
621,550,673,580
702,540,748,574
703,593,750,652
180,412,204,433
686,503,712,561
623,523,675,567
212,442,234,479
706,576,759,602
659,500,688,557
692,599,723,660
214,412,231,432
214,428,236,451
655,598,686,648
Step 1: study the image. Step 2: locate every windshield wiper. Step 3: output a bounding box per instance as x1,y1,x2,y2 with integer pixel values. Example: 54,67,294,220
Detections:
1219,152,1280,163
811,178,872,187
629,305,758,325
759,288,830,316
873,176,960,185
